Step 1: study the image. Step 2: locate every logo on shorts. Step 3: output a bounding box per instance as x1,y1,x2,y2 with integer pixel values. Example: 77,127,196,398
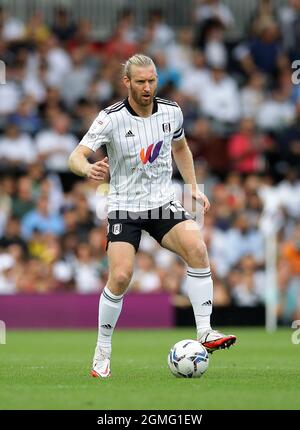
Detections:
162,123,171,133
112,223,122,235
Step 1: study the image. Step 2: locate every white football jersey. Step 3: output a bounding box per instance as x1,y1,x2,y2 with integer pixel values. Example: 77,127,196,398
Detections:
79,97,185,212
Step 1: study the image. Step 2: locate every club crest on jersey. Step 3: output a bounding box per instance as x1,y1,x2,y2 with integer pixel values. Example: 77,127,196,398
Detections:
112,223,122,235
140,140,163,164
162,123,171,133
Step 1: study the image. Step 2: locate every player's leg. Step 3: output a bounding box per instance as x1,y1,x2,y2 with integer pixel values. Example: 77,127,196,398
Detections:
92,241,136,378
92,213,142,378
161,219,236,352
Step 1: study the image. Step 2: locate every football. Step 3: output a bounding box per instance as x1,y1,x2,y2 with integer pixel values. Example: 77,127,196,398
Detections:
168,339,209,378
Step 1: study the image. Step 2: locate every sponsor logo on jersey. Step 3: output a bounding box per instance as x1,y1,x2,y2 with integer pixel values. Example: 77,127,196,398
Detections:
140,140,163,164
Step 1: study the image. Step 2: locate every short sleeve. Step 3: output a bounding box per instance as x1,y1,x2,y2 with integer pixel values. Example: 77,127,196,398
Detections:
172,107,185,141
79,111,112,152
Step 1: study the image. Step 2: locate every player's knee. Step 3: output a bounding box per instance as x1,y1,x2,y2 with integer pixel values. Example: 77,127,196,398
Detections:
184,241,208,267
112,269,133,288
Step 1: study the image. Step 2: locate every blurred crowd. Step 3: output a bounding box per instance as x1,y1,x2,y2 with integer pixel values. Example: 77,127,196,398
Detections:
0,0,300,323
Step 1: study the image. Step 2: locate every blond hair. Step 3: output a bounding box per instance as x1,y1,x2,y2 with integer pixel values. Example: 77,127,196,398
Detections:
123,54,156,79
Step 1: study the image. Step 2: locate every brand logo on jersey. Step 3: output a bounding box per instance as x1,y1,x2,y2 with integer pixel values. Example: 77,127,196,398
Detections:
125,130,135,137
140,140,163,164
112,223,122,235
162,123,171,133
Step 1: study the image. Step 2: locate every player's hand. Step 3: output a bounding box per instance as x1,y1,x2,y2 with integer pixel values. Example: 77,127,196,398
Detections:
191,189,210,214
86,157,109,182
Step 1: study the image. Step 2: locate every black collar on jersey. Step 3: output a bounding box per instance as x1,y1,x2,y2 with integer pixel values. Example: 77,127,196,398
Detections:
124,97,158,117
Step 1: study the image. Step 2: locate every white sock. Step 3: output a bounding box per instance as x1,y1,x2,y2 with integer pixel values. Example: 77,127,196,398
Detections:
96,285,124,357
186,266,213,338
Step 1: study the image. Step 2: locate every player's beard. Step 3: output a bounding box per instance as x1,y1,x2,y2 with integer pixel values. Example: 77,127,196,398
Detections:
130,85,156,107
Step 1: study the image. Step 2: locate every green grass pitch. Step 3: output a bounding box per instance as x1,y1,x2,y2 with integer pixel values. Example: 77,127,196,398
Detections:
0,328,299,410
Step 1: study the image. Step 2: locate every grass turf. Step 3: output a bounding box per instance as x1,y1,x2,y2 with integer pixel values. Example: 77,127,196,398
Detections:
0,328,299,410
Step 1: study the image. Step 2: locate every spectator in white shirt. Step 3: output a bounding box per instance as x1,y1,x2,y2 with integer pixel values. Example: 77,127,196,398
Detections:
23,61,47,104
277,168,300,218
130,251,162,293
165,28,195,76
60,46,94,107
201,19,228,70
200,66,241,124
36,113,78,173
257,90,296,132
194,0,235,29
73,242,101,293
40,35,72,88
0,69,23,115
0,123,36,167
180,50,209,103
0,254,16,294
278,0,300,55
241,72,266,119
0,7,25,42
145,8,175,53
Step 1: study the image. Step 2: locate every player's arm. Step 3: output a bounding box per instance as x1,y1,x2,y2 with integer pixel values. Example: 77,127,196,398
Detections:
69,110,112,181
68,144,109,182
172,136,210,213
